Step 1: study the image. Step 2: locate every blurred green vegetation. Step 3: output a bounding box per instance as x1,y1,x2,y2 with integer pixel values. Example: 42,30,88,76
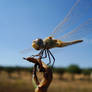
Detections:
0,66,33,73
0,64,92,75
66,65,81,74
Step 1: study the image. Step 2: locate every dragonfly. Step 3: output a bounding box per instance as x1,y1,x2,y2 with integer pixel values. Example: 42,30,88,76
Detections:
22,0,92,66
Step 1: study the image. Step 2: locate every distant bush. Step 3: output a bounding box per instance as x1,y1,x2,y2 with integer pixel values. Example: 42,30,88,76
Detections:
53,67,66,74
0,66,4,71
66,65,81,74
0,66,33,73
0,65,92,75
82,68,92,75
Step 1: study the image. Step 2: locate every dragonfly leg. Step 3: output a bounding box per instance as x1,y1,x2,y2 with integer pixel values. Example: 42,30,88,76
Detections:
47,50,51,65
32,49,44,58
41,49,47,59
48,50,55,67
32,49,47,59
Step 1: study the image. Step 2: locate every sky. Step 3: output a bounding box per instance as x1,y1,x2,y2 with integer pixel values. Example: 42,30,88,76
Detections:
0,0,92,68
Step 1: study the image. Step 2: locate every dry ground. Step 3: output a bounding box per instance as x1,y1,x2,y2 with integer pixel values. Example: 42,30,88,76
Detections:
0,71,92,92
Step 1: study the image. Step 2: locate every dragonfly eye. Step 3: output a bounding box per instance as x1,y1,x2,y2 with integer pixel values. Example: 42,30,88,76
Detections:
32,38,44,50
36,38,43,46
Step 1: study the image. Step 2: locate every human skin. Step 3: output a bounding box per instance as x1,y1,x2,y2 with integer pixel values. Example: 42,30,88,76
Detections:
23,57,53,92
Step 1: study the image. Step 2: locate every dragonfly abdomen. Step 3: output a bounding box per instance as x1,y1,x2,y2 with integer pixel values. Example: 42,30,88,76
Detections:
56,40,83,48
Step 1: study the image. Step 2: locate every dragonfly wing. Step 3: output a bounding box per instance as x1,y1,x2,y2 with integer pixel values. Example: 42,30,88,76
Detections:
51,0,92,40
20,46,35,55
60,18,92,41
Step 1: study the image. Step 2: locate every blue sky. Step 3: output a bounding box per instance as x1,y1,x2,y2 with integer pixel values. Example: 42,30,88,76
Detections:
0,0,92,68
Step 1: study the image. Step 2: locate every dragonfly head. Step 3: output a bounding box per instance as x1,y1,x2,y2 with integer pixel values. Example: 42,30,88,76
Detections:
32,38,44,50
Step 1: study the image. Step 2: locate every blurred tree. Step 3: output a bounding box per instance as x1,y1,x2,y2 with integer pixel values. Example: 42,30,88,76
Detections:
0,66,3,71
67,64,81,74
53,67,66,74
0,66,4,74
53,67,66,80
5,67,16,78
82,69,91,75
66,64,81,80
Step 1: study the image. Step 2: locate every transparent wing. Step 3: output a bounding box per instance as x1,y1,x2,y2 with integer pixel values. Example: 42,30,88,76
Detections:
20,45,39,55
51,0,92,40
20,47,34,54
60,18,92,41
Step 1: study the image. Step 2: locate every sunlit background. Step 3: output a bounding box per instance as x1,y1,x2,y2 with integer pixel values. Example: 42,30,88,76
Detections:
0,0,92,68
